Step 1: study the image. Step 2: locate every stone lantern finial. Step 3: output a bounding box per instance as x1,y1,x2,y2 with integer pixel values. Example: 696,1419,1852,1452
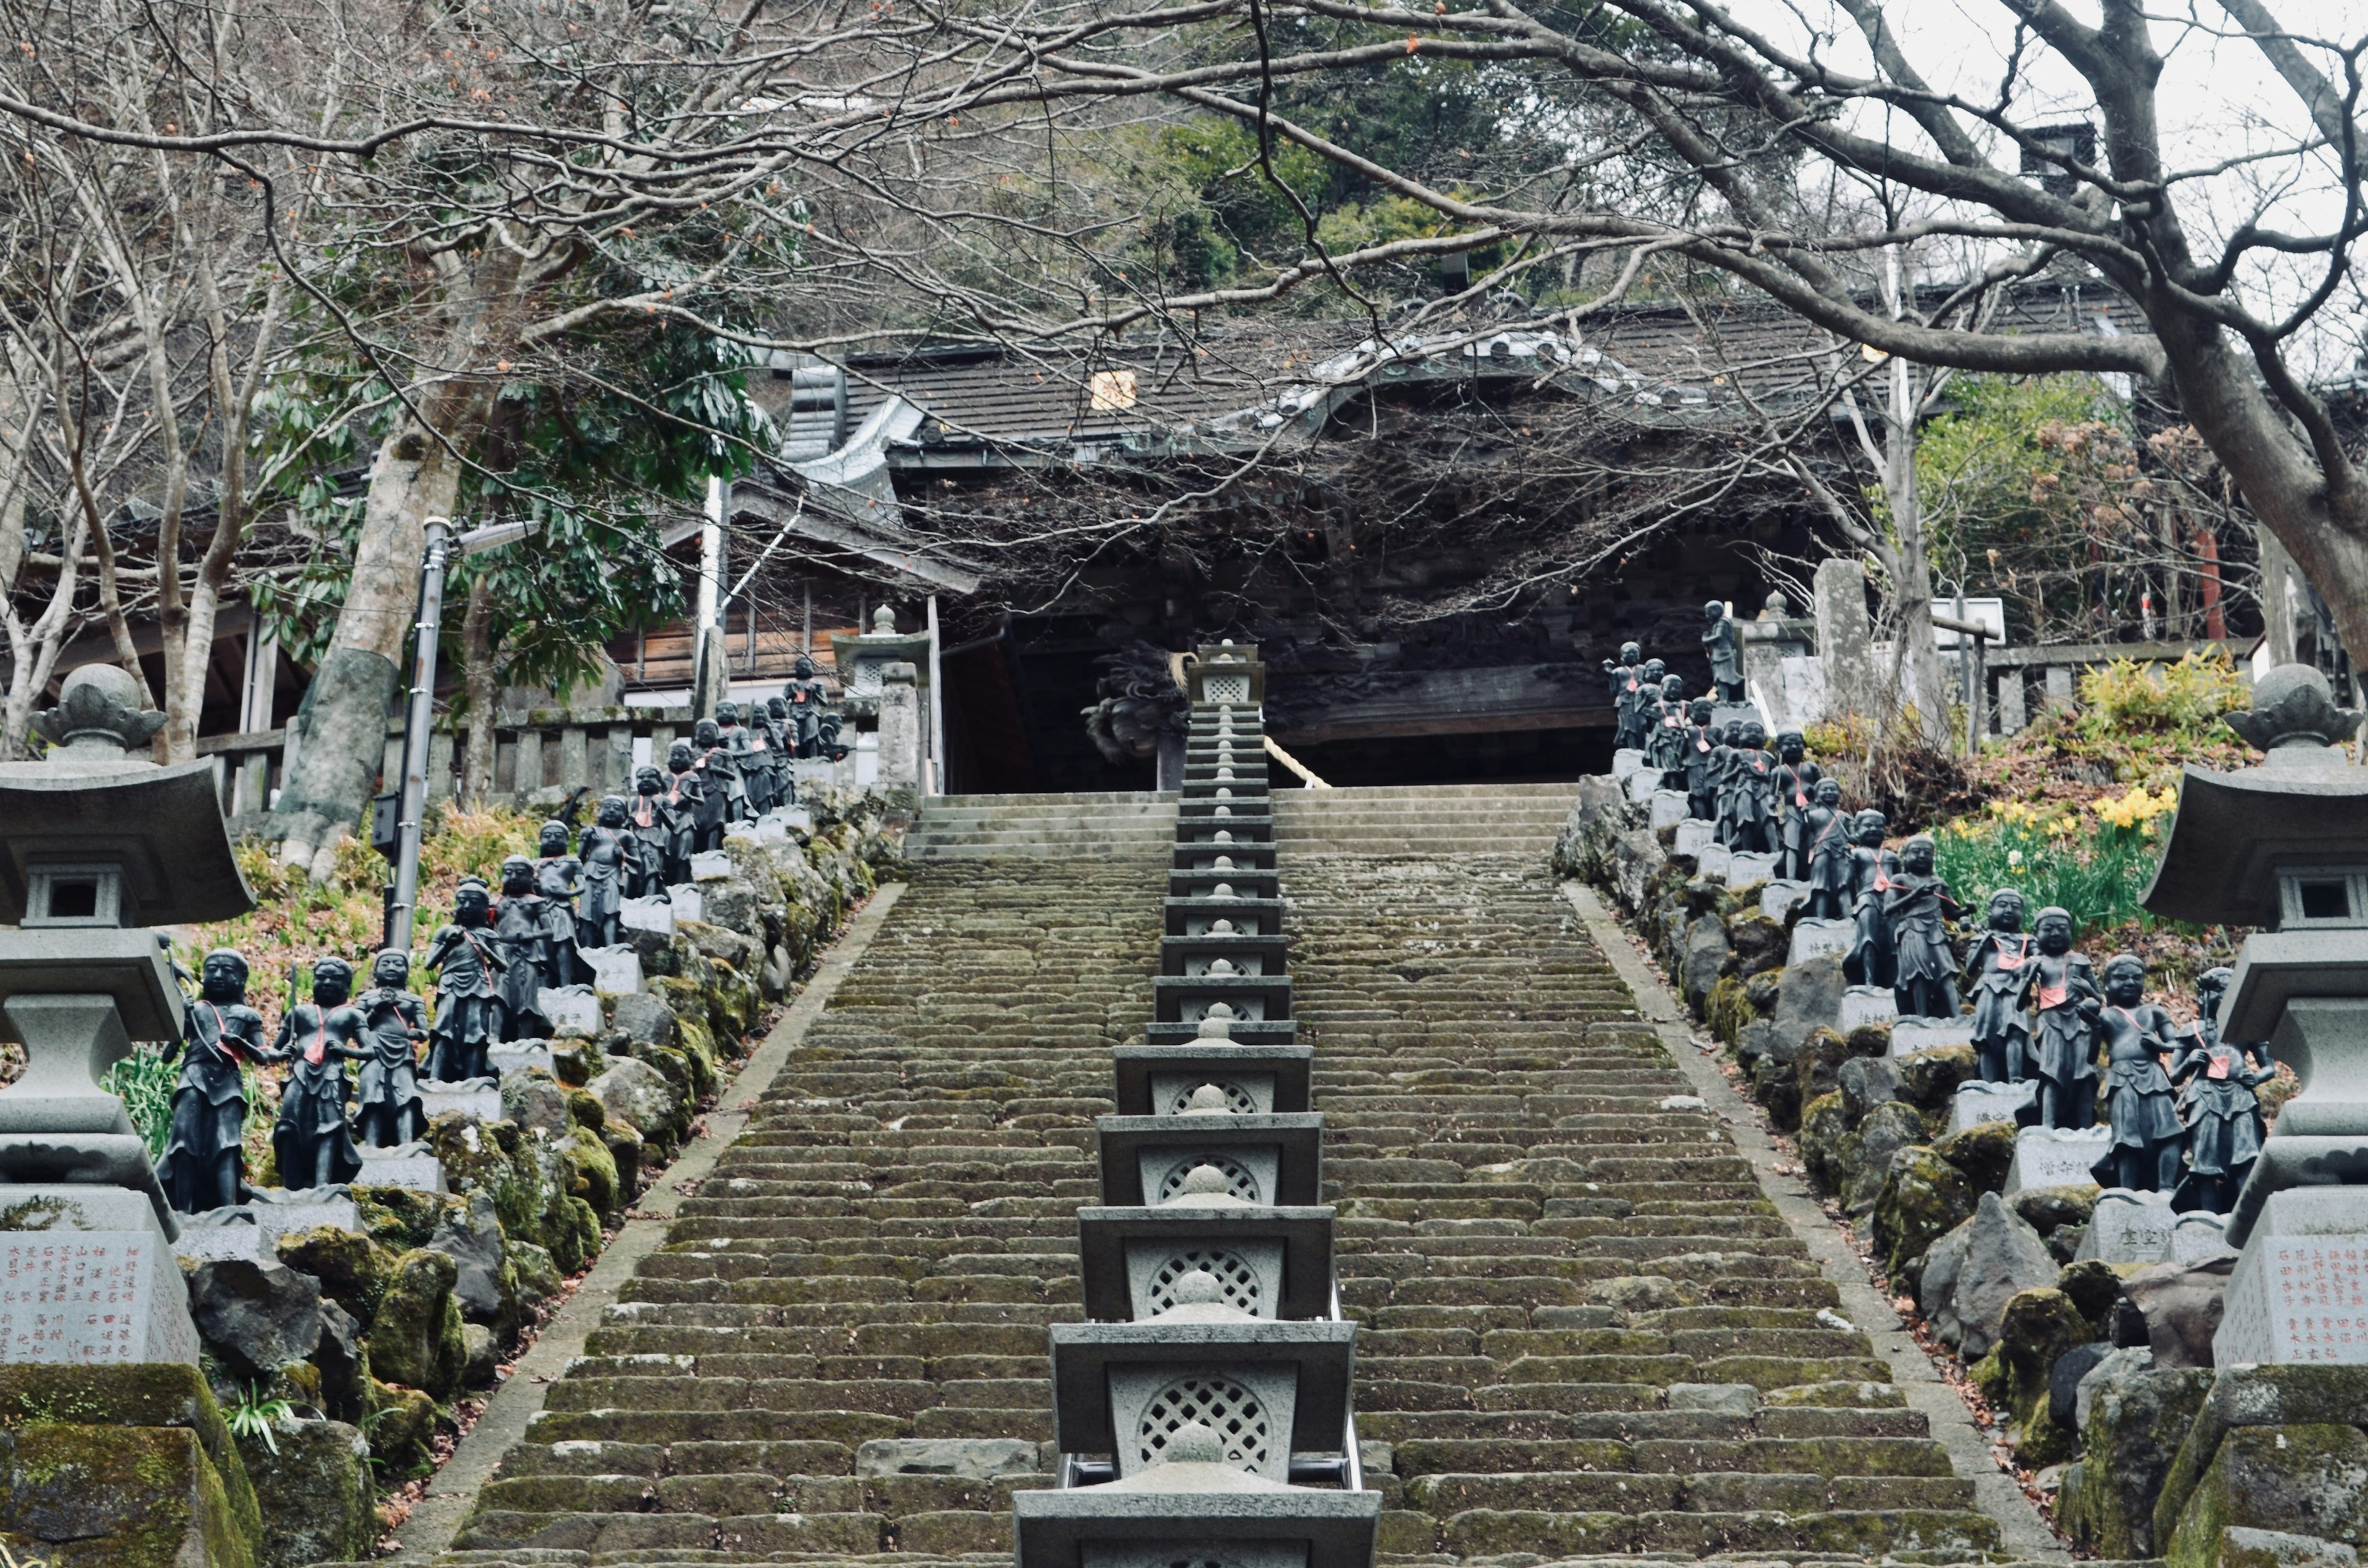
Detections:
31,666,167,758
2224,663,2362,762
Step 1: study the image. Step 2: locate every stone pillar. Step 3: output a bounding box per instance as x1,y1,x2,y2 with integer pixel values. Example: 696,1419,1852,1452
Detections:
1812,559,1878,726
514,730,544,795
878,662,921,800
1996,671,2028,734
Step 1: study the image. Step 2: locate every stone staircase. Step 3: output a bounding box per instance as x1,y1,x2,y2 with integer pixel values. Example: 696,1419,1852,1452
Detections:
906,791,1177,858
433,775,2014,1564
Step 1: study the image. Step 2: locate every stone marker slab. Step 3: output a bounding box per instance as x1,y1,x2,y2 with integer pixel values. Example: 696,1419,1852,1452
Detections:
1709,702,1760,731
420,1084,503,1122
2162,1210,2236,1265
1626,770,1659,804
1760,880,1809,922
1611,749,1648,781
578,945,643,996
169,1225,266,1262
619,897,675,937
1725,851,1780,885
1839,985,1898,1033
1651,790,1690,831
1950,1079,2038,1135
690,850,735,881
355,1152,446,1193
1696,845,1732,883
2217,1188,2368,1364
1789,917,1852,966
2076,1189,2177,1263
488,1042,554,1076
2005,1125,2110,1194
0,1187,199,1364
1890,1016,1975,1056
1674,819,1716,858
539,985,603,1038
664,884,704,924
752,815,788,843
778,806,813,832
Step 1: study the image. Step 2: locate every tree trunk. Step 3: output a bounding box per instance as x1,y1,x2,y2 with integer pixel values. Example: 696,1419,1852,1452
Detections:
458,572,497,806
269,411,476,875
1880,353,1955,752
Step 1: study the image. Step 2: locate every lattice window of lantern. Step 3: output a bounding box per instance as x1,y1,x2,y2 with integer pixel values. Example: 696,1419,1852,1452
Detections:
1159,1155,1260,1204
1151,1250,1262,1315
1137,1376,1270,1471
1165,1079,1257,1116
1203,675,1251,705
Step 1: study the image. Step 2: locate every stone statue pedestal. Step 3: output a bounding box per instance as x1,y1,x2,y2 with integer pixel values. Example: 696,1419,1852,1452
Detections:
664,883,705,923
354,1142,446,1193
489,1041,555,1075
2161,1211,2235,1265
1788,917,1852,966
2216,1188,2368,1363
1838,986,1897,1033
1759,879,1809,922
1889,1016,1975,1056
1724,850,1780,885
538,985,603,1038
2076,1189,2176,1263
0,1186,197,1363
170,1188,366,1261
620,896,675,937
1650,790,1690,831
420,1080,503,1122
1949,1079,2037,1135
577,945,642,995
1695,845,1732,883
1672,819,1715,858
2005,1125,2111,1193
1611,749,1648,782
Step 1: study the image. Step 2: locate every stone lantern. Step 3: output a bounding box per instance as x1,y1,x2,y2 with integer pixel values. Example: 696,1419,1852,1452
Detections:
2142,663,2368,1361
0,665,255,1362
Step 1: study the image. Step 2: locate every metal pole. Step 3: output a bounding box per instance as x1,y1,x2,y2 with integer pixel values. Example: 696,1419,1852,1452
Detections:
926,594,945,796
390,517,454,953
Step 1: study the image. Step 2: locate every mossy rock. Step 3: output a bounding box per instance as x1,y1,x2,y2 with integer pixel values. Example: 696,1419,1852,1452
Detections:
1752,1053,1804,1132
706,957,762,1042
0,1363,259,1548
2168,1425,2368,1568
234,1417,374,1568
1844,1023,1893,1057
1933,1118,2019,1194
511,1241,563,1309
349,1185,458,1252
1797,1091,1854,1189
365,1249,466,1401
2062,1365,2214,1558
1792,1029,1850,1122
1704,974,1757,1048
364,1379,440,1480
604,1120,643,1202
560,1122,622,1222
1896,1045,1980,1109
1976,1287,2090,1468
6,1420,257,1568
551,1196,601,1276
1871,1146,1975,1277
565,1087,606,1133
2011,1183,2100,1237
274,1226,401,1328
2057,1258,2124,1334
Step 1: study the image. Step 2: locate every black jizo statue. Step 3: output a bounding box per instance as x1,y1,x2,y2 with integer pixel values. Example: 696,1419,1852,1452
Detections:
1725,720,1778,855
1965,889,2034,1083
783,654,832,758
533,820,585,988
1800,779,1853,920
1649,675,1691,786
1884,834,1963,1020
628,765,681,896
1842,810,1898,989
2089,953,2184,1191
1683,700,1718,822
2025,906,2101,1130
1771,730,1823,880
158,948,272,1213
1603,642,1647,750
424,877,506,1082
270,958,369,1190
689,719,738,852
2171,966,2274,1214
493,855,554,1041
577,794,641,949
353,950,429,1149
1702,600,1745,702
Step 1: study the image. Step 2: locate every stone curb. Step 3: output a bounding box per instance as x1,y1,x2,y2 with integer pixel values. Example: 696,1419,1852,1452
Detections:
383,881,910,1563
1561,879,2070,1563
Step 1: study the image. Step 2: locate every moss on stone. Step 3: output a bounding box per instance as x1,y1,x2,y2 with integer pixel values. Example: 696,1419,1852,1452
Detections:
9,1421,256,1568
2062,1365,2214,1558
349,1184,456,1251
274,1225,401,1328
1933,1118,2019,1194
1796,1091,1854,1189
1896,1045,1979,1110
366,1248,467,1400
2169,1424,2368,1568
559,1122,621,1221
1704,974,1756,1047
1871,1146,1975,1276
234,1418,374,1568
364,1379,439,1480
